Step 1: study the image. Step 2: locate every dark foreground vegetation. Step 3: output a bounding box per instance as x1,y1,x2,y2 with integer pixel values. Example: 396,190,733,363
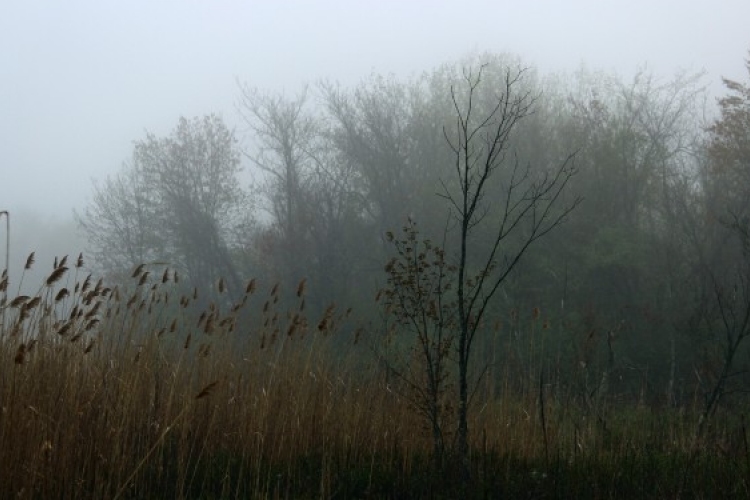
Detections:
0,261,749,499
4,50,750,498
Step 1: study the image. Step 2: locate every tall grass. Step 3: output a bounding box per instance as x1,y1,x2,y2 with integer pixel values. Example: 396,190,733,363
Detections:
0,256,749,498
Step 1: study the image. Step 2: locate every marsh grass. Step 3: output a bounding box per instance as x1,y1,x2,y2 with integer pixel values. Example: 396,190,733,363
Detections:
0,256,749,498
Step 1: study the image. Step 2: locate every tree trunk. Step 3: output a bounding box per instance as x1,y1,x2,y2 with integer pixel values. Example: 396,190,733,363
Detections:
457,331,470,487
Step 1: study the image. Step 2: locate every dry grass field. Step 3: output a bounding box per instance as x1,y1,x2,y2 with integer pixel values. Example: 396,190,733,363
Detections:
1,255,748,498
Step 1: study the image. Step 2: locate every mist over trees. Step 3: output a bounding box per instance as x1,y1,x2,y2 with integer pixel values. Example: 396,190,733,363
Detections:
75,50,750,473
77,115,251,297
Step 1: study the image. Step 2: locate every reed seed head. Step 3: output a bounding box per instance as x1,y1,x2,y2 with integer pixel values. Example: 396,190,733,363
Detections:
25,252,35,270
46,266,67,286
131,263,145,278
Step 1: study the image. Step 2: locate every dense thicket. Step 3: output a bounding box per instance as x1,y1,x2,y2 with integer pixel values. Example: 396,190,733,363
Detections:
78,51,750,418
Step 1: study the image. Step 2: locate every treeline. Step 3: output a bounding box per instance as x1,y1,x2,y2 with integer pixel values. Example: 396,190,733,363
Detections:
78,51,750,412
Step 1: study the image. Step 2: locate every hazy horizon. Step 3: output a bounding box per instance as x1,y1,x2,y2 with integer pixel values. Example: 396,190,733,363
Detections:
3,1,748,220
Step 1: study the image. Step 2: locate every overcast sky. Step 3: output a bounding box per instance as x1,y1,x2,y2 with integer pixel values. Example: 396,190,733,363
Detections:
1,0,748,221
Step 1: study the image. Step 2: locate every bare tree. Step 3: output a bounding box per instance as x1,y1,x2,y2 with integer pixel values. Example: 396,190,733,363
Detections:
321,76,421,242
78,115,248,297
441,65,579,481
379,64,579,485
237,85,318,287
76,162,164,279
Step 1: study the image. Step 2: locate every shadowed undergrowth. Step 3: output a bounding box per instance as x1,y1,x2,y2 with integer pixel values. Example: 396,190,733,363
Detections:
0,257,748,499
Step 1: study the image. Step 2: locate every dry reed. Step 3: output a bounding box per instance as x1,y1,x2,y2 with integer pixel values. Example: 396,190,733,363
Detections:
0,256,746,498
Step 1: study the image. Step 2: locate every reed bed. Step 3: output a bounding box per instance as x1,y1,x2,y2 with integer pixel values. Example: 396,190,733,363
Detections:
0,256,748,498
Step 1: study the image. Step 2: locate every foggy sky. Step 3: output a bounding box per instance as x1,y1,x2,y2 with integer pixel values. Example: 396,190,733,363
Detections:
1,0,748,220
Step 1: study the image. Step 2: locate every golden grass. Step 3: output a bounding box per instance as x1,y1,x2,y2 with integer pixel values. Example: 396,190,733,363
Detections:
0,255,748,498
0,257,427,498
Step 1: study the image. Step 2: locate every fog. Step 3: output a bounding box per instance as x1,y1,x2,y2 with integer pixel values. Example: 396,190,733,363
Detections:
3,1,748,212
4,4,750,491
0,0,748,285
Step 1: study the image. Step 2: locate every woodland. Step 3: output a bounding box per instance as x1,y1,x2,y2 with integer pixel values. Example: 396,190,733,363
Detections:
3,51,750,497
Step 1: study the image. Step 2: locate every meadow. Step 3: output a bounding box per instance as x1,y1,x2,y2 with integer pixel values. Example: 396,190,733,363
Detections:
0,255,748,499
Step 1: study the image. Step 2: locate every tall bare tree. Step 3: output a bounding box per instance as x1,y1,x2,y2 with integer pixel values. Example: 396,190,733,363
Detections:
443,65,579,480
380,63,579,484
